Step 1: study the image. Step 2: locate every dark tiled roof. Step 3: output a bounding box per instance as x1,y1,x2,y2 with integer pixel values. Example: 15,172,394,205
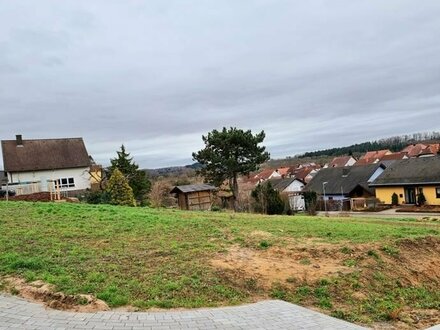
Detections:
370,156,440,186
1,137,91,172
304,164,383,195
268,177,303,192
170,184,217,194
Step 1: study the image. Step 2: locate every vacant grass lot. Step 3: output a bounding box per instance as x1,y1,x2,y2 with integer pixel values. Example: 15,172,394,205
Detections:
0,202,439,327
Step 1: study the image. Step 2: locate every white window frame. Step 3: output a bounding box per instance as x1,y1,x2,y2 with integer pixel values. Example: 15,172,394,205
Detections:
55,177,75,189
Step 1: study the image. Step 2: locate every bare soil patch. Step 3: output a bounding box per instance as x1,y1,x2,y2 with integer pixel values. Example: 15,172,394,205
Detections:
211,236,440,329
212,245,354,286
3,277,109,312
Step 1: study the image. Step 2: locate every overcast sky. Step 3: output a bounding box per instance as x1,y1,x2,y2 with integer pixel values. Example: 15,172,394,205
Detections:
1,1,440,169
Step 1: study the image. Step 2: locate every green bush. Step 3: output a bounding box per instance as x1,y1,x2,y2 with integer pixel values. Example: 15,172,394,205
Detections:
259,240,272,249
251,182,285,215
105,169,136,206
303,191,318,215
211,205,222,212
82,190,111,204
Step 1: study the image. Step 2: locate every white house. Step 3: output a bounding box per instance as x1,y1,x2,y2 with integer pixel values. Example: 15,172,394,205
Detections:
268,167,290,179
1,135,93,196
269,177,306,210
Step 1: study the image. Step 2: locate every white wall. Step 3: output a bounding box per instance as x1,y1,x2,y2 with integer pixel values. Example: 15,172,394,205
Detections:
283,180,305,192
8,167,91,192
346,157,357,166
289,195,305,210
281,179,306,210
323,195,346,201
269,171,281,179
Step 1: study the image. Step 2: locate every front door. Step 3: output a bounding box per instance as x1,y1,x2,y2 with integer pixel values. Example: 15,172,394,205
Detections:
404,187,416,204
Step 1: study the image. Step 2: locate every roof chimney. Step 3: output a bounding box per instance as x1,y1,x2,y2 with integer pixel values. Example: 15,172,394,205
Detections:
16,134,23,146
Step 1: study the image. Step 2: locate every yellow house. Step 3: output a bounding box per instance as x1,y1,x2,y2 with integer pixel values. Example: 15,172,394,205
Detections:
89,164,103,191
370,156,440,205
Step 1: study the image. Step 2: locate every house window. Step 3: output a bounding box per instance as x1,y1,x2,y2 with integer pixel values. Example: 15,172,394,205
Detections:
436,188,440,198
55,177,75,188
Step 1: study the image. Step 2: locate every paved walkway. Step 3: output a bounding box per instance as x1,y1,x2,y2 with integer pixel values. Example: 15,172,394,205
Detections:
319,209,440,219
0,294,367,329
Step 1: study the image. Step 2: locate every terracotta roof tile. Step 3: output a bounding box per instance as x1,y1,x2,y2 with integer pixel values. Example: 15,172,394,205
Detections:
329,156,353,168
380,152,407,161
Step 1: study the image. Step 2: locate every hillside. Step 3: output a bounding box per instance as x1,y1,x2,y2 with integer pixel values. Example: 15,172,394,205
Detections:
299,131,440,159
145,131,440,175
144,163,202,179
268,131,440,169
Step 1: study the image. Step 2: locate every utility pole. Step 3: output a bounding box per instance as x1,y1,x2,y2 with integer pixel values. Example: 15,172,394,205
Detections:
341,186,344,212
5,172,9,202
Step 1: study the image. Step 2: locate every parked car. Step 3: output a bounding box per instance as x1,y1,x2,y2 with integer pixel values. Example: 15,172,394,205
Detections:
0,190,16,197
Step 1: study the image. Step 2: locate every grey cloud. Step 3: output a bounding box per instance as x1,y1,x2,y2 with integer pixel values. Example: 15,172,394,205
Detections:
1,0,440,168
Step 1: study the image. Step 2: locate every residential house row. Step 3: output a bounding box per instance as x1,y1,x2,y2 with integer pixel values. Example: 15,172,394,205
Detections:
249,143,440,210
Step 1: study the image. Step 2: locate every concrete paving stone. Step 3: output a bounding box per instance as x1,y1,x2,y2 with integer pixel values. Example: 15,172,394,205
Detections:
0,293,380,329
426,326,440,330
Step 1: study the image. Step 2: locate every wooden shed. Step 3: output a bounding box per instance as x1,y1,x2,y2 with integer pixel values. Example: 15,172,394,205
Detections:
170,184,216,211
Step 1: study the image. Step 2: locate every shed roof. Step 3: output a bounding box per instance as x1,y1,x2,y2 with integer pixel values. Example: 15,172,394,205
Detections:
1,137,91,172
304,163,383,195
170,184,217,194
370,156,440,186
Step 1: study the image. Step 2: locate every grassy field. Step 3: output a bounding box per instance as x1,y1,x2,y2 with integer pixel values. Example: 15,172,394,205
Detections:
0,202,439,327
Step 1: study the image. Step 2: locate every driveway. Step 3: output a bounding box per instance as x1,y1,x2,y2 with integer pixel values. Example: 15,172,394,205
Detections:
0,293,366,329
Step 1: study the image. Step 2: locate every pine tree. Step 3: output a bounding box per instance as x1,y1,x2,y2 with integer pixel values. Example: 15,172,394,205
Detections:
192,127,270,209
109,145,151,202
105,169,136,206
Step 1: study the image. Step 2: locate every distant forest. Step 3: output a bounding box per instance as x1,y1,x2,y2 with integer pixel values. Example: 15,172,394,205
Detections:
299,131,440,158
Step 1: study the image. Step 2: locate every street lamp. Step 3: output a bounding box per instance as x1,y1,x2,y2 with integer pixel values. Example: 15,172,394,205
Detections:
322,181,328,213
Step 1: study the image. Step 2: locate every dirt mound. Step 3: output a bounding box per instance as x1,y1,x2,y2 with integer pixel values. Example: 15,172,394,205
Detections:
385,236,440,286
211,236,440,329
8,192,52,202
211,245,354,286
212,237,440,288
3,277,109,312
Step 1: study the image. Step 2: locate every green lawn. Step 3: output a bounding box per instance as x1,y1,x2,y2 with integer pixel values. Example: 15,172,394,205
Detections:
0,202,439,326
